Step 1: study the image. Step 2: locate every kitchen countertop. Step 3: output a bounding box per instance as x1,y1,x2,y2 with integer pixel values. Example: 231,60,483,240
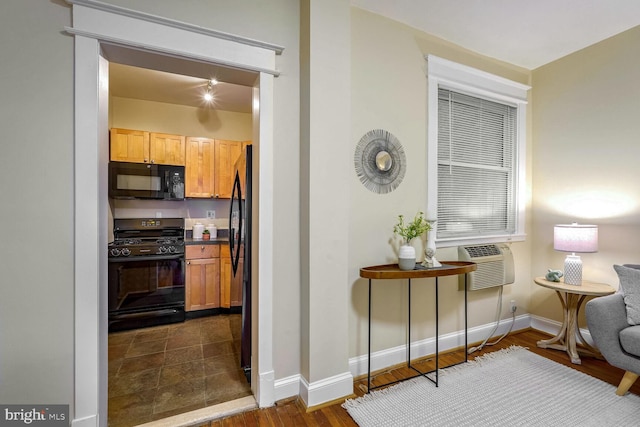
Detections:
185,237,228,245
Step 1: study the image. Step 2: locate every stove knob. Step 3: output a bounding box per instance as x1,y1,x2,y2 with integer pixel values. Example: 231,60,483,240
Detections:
159,246,168,254
110,248,121,257
121,248,131,257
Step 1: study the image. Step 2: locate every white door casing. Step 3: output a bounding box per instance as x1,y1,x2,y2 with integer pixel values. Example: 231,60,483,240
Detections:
66,0,281,424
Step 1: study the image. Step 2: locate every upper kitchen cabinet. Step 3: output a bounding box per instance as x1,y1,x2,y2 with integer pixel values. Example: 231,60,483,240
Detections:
149,132,186,166
185,139,248,199
185,137,216,198
214,139,245,199
109,128,185,165
109,128,150,163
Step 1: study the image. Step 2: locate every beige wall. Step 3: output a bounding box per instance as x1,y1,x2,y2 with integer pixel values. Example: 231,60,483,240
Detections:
531,25,640,325
349,8,534,356
110,97,253,141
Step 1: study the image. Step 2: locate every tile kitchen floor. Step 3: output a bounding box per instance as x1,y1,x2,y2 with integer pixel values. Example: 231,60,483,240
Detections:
108,314,251,427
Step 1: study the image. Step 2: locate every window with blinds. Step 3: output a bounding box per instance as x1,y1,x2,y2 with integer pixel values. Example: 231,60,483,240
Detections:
426,55,529,246
436,88,517,239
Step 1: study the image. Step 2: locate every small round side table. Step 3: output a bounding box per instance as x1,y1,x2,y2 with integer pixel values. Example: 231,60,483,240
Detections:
534,276,615,364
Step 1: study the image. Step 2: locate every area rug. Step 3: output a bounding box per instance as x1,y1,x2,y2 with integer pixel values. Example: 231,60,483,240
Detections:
343,346,640,426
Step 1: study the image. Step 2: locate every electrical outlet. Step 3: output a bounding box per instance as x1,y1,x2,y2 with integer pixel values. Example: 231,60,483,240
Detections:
510,300,517,313
206,210,216,219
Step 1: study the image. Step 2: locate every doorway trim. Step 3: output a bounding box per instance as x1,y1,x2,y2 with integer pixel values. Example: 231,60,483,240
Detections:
67,1,280,425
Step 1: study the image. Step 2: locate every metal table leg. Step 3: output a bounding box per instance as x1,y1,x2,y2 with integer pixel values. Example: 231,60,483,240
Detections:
367,278,372,392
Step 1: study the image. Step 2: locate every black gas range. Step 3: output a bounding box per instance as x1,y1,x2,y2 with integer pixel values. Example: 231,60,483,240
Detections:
109,218,185,258
108,218,186,332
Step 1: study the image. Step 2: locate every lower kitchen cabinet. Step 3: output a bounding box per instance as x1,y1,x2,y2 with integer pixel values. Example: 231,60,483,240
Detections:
220,244,243,308
185,245,220,311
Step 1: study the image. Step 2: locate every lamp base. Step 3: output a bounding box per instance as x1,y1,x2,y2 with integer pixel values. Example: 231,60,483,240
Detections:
564,254,582,285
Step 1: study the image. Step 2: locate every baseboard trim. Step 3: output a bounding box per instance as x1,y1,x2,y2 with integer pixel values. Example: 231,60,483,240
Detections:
274,374,301,402
71,415,97,427
271,314,590,405
349,314,531,378
299,371,354,408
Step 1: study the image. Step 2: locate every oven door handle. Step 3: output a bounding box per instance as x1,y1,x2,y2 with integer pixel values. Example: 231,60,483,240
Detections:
108,254,184,262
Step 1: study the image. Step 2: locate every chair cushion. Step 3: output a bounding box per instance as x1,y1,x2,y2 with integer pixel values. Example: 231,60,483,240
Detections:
619,325,640,357
614,264,640,325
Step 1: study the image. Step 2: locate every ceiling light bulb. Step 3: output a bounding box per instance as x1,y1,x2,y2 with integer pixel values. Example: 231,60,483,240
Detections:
204,92,213,102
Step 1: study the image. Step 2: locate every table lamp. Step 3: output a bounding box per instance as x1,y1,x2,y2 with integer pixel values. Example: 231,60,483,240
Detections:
553,223,598,285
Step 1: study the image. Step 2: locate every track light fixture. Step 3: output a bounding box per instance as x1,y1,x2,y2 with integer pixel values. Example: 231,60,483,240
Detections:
203,78,218,102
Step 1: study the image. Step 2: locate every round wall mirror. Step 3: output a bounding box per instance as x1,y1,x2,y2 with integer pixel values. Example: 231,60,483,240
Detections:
375,151,392,171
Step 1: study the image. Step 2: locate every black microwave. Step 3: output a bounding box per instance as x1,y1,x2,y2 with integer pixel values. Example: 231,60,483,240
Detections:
109,162,185,200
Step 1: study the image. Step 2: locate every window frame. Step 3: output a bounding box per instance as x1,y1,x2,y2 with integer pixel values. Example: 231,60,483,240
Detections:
426,55,530,247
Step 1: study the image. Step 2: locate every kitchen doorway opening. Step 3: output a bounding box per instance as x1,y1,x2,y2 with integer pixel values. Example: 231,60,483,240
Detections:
104,51,256,425
105,51,257,425
69,2,280,425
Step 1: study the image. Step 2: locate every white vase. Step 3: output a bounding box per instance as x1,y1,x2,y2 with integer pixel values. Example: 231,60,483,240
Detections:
398,244,416,270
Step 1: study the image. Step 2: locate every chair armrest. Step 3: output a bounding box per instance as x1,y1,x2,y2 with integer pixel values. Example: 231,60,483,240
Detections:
586,293,640,372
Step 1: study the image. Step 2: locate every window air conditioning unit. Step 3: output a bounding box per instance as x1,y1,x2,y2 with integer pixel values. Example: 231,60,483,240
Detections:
458,244,515,291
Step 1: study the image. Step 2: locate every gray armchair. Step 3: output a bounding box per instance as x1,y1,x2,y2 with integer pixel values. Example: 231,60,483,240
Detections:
586,293,640,395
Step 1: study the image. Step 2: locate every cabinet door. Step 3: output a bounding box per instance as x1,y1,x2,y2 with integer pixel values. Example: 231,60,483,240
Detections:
214,140,244,199
110,128,149,163
149,132,186,165
185,137,216,198
185,258,220,311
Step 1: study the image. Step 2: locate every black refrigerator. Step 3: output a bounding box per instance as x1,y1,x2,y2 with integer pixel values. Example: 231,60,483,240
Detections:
229,144,252,383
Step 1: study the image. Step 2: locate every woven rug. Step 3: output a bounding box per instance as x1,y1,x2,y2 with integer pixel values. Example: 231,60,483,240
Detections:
343,346,640,426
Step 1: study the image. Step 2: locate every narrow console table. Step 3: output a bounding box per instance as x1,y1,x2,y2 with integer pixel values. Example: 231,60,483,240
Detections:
360,261,477,392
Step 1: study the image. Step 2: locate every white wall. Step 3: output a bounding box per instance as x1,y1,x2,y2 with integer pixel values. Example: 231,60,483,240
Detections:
530,25,640,324
0,0,74,405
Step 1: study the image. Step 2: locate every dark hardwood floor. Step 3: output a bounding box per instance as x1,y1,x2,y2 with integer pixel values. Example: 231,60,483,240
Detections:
198,328,639,426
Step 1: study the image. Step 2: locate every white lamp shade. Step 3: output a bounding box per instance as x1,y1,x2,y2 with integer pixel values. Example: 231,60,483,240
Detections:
554,224,598,253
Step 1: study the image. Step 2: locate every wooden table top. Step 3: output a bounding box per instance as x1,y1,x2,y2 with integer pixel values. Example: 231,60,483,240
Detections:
534,276,615,296
360,261,476,280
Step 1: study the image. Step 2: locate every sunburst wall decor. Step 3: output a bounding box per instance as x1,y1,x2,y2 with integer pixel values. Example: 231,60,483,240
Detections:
354,129,406,194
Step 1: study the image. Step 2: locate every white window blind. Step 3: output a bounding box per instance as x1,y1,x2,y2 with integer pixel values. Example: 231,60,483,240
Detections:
436,88,517,239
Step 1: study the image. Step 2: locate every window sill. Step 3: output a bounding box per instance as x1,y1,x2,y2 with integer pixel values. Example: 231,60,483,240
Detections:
435,233,526,248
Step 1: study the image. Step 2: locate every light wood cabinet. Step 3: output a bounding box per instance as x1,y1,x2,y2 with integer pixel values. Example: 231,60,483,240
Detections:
185,245,220,311
149,132,186,166
220,244,243,308
185,138,248,199
185,137,216,198
111,127,248,198
109,128,149,163
214,139,245,199
109,128,185,165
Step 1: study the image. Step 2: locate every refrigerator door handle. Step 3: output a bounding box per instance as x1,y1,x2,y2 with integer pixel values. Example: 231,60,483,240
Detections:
229,171,243,277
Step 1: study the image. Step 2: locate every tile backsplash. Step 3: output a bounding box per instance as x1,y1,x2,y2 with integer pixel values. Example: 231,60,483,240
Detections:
185,217,228,230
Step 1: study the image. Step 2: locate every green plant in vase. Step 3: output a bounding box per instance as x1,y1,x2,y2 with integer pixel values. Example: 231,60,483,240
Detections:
393,211,431,270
